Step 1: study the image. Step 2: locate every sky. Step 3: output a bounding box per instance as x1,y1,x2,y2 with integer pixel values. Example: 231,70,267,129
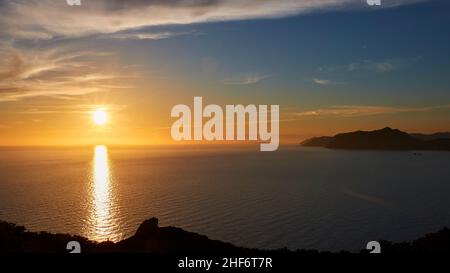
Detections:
0,0,449,146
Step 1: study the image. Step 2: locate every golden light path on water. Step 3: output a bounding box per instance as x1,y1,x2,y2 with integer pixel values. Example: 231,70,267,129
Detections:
86,145,122,242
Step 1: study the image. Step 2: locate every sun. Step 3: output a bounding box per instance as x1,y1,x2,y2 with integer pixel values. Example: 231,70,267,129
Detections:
92,109,108,125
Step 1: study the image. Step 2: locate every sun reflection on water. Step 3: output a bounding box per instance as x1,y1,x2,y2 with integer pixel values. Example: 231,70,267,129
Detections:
86,145,121,242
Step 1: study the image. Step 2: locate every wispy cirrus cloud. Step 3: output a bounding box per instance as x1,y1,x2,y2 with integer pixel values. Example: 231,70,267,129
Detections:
318,56,424,75
222,73,270,85
318,59,401,74
290,104,450,118
0,0,428,40
108,30,201,40
15,103,127,115
348,60,397,73
0,46,134,102
312,78,344,85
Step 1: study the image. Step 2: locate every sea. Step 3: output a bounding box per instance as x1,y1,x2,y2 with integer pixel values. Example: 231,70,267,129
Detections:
1,145,449,252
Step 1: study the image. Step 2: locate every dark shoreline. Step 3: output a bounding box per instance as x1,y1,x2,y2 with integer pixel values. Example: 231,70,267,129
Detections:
1,217,450,253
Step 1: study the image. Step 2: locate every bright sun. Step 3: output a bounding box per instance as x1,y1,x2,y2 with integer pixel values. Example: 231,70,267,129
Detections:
92,109,108,125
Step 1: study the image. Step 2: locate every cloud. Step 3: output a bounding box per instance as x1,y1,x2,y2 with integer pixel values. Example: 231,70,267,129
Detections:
11,30,54,40
348,60,397,73
222,73,270,85
312,78,343,85
0,0,428,40
108,30,200,40
16,103,127,114
291,104,450,118
0,47,86,81
372,61,395,73
0,46,134,102
319,59,401,74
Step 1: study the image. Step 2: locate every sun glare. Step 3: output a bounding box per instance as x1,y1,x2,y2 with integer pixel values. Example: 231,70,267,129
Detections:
92,109,108,125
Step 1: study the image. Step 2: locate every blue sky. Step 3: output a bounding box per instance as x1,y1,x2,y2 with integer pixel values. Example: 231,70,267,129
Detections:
118,0,450,105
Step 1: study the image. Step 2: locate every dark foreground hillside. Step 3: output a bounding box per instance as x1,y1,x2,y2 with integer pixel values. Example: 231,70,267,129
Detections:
1,217,450,253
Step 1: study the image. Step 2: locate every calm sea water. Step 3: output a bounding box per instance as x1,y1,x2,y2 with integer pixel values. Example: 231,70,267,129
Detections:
0,145,450,252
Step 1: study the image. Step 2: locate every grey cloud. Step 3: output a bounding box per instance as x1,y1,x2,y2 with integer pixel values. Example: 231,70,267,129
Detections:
318,58,417,74
312,78,344,85
97,0,223,10
348,60,397,73
108,30,200,40
222,73,270,85
0,0,429,40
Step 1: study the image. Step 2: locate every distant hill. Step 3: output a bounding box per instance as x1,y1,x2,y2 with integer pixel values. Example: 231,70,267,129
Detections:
300,136,333,147
411,132,450,141
301,127,450,150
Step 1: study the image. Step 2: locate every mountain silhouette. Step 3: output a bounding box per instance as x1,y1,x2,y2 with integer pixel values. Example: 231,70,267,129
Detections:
301,127,450,150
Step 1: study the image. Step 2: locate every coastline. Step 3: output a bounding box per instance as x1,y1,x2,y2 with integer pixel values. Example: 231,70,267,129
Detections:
1,216,450,253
